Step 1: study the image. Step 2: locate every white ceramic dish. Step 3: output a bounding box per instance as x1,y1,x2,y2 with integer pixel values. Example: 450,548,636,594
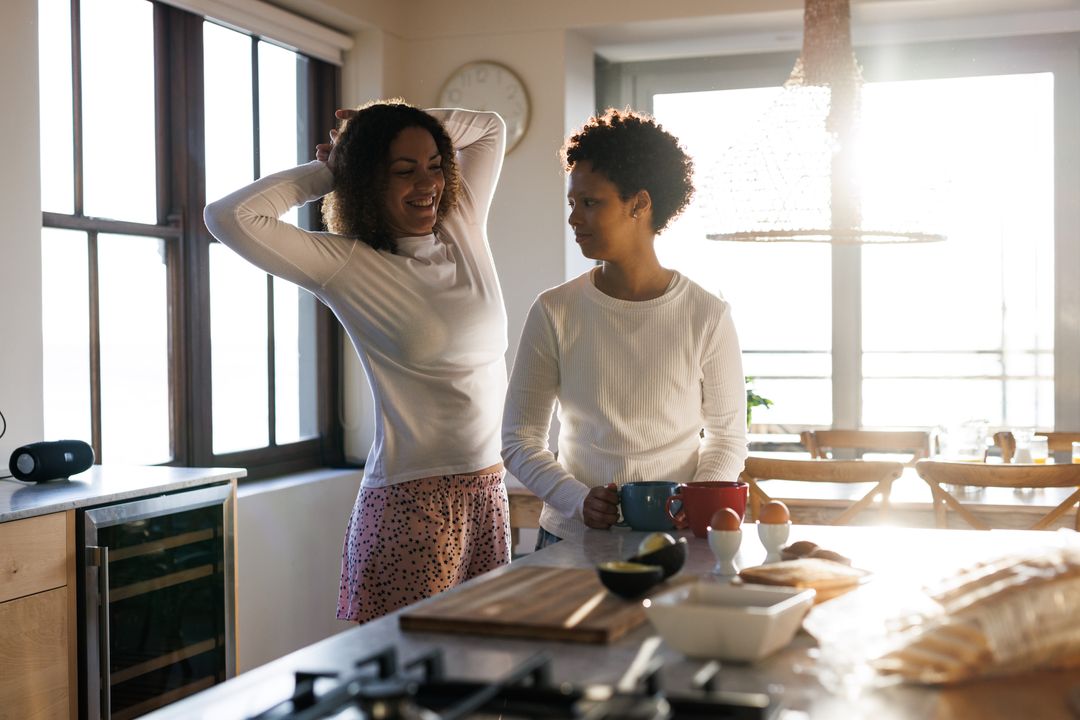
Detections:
643,581,815,662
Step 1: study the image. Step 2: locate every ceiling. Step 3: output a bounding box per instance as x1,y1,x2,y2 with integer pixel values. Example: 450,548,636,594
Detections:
582,1,1080,61
268,0,1080,61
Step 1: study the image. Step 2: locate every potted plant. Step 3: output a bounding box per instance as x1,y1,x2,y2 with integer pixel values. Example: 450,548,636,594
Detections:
746,377,773,429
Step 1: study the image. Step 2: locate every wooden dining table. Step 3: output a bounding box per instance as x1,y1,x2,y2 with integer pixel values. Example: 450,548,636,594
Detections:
504,453,1080,536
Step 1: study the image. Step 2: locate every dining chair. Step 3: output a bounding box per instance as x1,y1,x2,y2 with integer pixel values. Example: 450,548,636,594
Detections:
914,460,1080,530
800,429,932,467
992,431,1080,463
507,490,542,557
740,456,904,525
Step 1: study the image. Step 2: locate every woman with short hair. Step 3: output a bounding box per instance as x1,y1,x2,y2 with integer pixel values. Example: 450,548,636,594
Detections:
502,108,748,548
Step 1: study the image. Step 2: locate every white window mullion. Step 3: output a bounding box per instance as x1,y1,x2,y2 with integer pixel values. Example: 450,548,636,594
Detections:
1053,46,1080,431
832,244,861,429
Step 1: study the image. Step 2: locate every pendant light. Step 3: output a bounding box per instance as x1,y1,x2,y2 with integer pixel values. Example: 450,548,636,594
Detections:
705,0,945,244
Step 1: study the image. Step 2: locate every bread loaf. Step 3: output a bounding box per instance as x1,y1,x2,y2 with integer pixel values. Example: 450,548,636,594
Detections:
875,546,1080,684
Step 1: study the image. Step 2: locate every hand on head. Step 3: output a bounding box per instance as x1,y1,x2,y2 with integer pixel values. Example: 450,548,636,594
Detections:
583,482,620,529
315,108,359,166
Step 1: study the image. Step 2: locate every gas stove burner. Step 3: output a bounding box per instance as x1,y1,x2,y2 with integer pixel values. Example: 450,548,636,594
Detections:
248,647,779,720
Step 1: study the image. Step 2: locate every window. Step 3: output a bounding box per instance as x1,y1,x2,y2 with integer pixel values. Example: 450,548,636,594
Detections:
39,0,343,477
602,35,1080,433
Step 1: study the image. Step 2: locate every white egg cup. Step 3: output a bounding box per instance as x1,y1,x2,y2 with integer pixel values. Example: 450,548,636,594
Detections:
707,527,742,576
757,521,791,564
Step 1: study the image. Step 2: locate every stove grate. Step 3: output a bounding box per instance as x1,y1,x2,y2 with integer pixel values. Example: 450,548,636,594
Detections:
248,647,779,720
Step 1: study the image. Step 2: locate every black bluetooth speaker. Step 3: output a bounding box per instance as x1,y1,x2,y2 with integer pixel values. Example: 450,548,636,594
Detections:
9,440,95,482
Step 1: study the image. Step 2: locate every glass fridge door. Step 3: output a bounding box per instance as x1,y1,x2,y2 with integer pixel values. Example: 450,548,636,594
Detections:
83,483,235,720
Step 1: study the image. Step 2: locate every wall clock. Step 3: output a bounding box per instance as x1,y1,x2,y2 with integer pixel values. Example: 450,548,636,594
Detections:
438,61,530,154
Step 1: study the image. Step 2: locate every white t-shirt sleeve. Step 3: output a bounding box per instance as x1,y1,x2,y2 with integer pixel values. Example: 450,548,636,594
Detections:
502,299,590,519
203,161,357,292
695,302,750,482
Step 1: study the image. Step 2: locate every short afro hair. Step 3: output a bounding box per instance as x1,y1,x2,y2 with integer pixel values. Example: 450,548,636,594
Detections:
321,100,460,253
561,108,694,234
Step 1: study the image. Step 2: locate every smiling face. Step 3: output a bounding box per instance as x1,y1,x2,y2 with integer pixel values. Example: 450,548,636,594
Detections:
567,161,642,262
382,126,445,237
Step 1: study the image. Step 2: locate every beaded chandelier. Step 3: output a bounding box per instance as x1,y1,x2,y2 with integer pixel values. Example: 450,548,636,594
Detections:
705,0,946,244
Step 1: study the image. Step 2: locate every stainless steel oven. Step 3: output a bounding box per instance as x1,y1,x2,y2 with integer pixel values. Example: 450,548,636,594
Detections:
79,483,236,720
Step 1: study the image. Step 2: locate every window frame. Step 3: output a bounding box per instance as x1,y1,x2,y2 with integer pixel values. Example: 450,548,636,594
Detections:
599,32,1080,431
42,0,345,478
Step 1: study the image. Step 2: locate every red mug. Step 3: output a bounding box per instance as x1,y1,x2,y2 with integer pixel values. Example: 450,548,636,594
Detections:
665,481,749,538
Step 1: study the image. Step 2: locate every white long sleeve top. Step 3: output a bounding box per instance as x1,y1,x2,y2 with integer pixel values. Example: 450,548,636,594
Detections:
501,269,748,542
204,109,508,487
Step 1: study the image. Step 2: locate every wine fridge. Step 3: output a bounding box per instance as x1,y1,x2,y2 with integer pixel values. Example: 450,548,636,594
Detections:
79,483,236,720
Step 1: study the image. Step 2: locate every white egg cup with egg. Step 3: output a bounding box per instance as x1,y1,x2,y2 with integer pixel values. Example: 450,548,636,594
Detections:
757,521,790,564
707,526,742,576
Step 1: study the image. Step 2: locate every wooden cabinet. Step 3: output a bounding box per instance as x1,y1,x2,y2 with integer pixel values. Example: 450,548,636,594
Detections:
0,512,77,720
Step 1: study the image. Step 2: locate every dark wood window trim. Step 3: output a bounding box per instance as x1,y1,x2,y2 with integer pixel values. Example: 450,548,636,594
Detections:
43,0,344,480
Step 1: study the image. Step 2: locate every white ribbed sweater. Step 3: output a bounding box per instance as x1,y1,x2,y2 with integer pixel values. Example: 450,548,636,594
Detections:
204,110,508,487
501,270,748,542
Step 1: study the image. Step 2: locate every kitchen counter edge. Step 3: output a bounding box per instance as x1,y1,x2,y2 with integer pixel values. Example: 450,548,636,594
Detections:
0,465,247,522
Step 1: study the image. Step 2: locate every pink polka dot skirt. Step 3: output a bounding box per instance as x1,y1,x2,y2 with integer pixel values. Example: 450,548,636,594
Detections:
336,470,511,623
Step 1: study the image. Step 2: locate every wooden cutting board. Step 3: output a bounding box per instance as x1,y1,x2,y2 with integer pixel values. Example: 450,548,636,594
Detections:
399,565,655,644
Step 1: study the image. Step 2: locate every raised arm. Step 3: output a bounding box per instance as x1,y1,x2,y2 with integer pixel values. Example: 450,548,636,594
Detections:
502,300,591,520
315,106,505,226
425,109,506,222
695,304,749,483
203,162,356,292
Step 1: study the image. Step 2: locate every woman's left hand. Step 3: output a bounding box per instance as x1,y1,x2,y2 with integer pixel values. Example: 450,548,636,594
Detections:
314,129,337,164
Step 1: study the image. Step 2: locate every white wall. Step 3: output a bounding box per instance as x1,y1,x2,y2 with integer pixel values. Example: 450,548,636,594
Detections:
0,0,44,462
563,30,602,284
236,469,364,671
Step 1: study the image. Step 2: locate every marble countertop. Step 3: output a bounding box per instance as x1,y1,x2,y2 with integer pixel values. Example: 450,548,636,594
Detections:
142,523,1080,720
0,465,247,522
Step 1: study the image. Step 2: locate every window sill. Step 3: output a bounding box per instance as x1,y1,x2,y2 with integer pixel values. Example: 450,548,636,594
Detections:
237,466,364,499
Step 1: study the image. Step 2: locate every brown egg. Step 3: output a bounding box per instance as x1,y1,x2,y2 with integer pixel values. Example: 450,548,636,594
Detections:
708,507,742,531
758,500,791,524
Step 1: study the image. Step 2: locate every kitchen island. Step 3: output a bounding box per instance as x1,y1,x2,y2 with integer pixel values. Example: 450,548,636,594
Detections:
143,524,1080,720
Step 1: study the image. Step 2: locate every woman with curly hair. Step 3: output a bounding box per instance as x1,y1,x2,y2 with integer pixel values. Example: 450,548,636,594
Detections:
502,108,748,547
204,101,511,622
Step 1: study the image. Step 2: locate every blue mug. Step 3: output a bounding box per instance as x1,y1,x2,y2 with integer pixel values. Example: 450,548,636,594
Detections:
617,481,683,532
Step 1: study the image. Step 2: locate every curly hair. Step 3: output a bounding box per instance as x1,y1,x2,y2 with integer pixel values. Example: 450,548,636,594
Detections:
321,100,461,253
561,108,694,234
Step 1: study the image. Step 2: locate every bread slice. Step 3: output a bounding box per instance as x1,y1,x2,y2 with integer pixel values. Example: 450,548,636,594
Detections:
738,558,868,601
